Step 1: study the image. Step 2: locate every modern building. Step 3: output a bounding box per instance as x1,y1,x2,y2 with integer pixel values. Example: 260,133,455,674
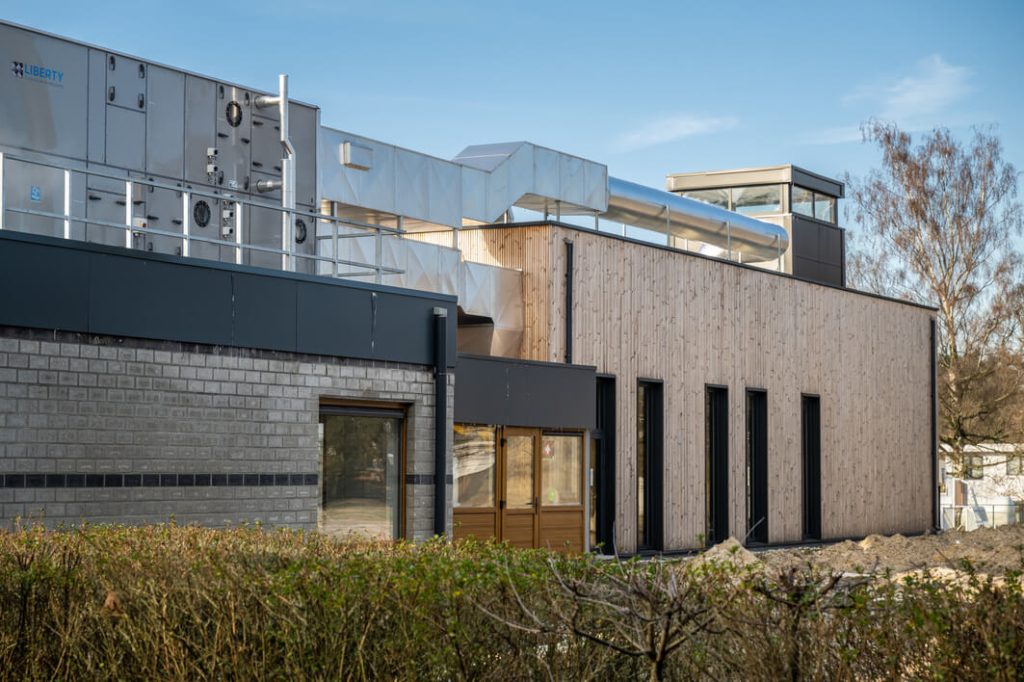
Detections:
0,20,937,553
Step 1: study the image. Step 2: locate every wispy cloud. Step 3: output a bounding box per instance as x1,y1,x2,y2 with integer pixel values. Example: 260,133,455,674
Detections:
805,55,972,145
615,114,738,151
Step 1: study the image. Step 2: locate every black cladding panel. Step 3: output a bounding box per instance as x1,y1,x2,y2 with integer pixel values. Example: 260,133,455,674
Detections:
89,254,233,345
294,280,373,358
232,273,297,352
0,232,455,366
455,354,596,430
0,239,90,330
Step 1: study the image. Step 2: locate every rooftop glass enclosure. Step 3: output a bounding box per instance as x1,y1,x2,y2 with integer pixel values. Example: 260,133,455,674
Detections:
666,165,846,287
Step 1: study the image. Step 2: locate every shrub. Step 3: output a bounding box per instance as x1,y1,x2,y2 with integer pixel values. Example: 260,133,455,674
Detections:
0,524,1021,681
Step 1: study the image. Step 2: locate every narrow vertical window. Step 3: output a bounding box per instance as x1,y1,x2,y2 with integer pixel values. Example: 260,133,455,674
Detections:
637,381,663,551
592,377,616,553
745,390,768,545
801,395,822,541
705,386,729,546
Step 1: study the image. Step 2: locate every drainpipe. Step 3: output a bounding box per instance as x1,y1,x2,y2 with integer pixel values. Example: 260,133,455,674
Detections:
433,307,449,537
564,239,574,364
254,75,296,271
931,318,939,532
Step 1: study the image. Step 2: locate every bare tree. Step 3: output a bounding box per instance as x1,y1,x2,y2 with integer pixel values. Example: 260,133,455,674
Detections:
846,121,1024,477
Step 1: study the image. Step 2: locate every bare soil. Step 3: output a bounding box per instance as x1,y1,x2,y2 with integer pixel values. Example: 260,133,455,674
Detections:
706,526,1024,576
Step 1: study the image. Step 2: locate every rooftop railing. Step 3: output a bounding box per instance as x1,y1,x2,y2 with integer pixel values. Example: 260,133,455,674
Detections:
0,151,404,282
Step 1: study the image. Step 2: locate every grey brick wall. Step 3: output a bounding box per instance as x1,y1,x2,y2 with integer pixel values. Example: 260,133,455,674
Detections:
0,327,453,541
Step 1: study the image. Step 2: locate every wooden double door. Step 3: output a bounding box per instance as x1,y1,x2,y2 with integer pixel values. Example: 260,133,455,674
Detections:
454,427,584,552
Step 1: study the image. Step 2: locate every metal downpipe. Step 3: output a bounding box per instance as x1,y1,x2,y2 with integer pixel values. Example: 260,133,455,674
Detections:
433,307,449,537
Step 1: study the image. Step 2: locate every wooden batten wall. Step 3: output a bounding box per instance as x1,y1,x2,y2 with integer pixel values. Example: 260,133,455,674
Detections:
417,225,935,553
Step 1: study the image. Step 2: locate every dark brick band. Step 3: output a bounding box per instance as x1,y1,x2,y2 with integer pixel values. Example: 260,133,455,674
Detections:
404,473,453,485
2,472,318,489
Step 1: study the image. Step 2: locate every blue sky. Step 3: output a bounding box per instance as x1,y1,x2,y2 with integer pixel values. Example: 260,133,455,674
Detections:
5,1,1023,210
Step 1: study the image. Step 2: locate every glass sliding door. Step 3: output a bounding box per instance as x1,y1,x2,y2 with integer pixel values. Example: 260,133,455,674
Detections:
319,405,404,540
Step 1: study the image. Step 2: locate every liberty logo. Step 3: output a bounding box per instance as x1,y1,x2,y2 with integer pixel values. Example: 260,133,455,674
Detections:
11,60,62,85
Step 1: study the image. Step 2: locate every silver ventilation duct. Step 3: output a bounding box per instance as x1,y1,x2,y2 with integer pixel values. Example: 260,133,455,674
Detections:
604,177,789,263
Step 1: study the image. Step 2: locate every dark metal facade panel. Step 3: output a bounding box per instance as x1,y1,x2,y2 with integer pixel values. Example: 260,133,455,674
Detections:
294,280,373,358
791,166,845,198
0,239,91,330
455,354,596,430
89,253,233,345
372,294,455,366
791,215,846,288
0,231,456,366
232,273,298,352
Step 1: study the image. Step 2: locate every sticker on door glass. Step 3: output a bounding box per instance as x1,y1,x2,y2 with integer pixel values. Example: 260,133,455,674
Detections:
29,185,42,202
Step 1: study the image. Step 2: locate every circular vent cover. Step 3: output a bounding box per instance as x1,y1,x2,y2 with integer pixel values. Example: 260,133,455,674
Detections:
193,200,212,228
225,101,243,128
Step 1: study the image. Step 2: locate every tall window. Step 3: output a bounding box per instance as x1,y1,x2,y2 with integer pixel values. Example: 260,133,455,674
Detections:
801,395,822,541
745,390,768,545
965,454,985,480
1008,454,1024,476
319,404,405,539
591,377,616,553
637,381,663,551
453,424,496,508
541,434,583,506
705,386,729,546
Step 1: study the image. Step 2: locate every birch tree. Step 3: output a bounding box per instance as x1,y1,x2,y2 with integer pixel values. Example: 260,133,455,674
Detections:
846,121,1024,477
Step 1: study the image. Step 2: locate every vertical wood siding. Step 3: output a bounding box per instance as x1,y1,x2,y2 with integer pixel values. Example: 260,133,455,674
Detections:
419,226,935,553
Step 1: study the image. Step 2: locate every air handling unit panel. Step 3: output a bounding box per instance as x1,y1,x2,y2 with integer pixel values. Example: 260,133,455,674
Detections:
0,20,319,267
0,23,89,159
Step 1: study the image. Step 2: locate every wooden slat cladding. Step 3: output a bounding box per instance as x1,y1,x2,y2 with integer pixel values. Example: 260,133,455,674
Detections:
418,226,935,553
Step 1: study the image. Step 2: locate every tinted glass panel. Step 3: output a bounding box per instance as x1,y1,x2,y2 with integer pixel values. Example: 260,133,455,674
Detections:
320,412,402,539
792,186,814,217
506,435,534,508
732,185,782,216
541,434,582,506
453,424,496,508
682,188,729,209
814,193,836,223
590,436,598,546
637,385,646,544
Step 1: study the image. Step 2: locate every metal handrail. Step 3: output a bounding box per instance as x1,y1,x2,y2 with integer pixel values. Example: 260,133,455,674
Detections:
0,151,404,281
940,504,1024,530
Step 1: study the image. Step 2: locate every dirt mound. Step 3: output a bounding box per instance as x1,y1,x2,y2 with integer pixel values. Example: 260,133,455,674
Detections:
761,525,1024,576
699,537,759,567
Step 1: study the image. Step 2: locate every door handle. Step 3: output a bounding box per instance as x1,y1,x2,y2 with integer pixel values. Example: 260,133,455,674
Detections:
499,500,506,510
